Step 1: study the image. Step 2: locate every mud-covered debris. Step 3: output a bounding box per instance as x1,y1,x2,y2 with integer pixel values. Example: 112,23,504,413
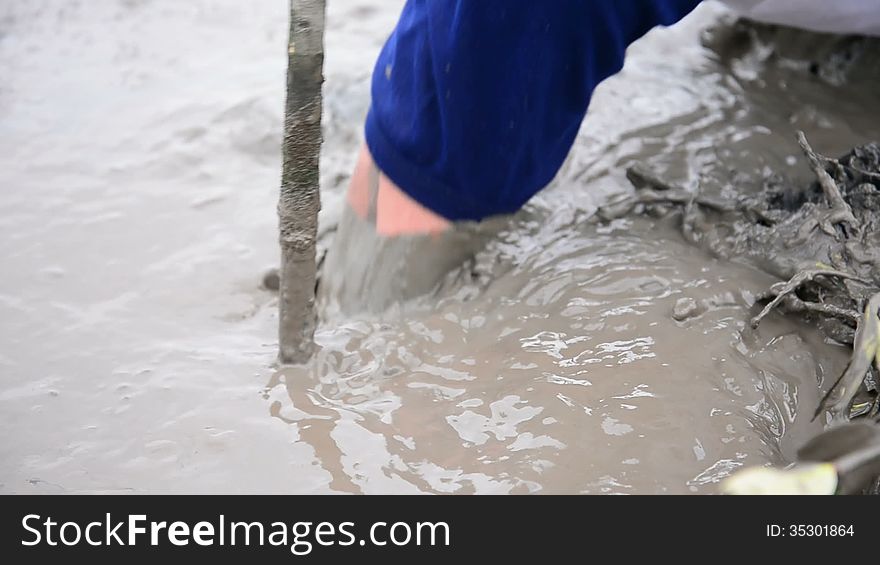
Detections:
672,297,701,321
606,131,880,426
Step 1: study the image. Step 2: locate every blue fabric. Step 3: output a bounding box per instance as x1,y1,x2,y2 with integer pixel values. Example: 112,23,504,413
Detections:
364,0,702,221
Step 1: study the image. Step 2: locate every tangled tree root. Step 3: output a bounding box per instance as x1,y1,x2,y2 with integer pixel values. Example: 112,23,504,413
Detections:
793,132,860,241
749,267,868,330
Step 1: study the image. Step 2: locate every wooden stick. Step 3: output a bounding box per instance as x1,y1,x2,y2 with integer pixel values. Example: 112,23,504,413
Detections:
278,0,325,364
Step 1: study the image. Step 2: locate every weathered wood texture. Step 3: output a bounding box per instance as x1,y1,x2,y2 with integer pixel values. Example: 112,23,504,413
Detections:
278,0,325,364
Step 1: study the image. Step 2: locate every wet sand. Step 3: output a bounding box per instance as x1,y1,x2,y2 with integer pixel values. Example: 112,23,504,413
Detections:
1,1,878,494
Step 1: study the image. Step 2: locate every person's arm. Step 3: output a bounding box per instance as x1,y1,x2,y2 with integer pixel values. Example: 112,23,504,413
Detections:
358,0,703,230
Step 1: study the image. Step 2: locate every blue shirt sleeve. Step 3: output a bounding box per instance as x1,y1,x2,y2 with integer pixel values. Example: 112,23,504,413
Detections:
365,0,702,222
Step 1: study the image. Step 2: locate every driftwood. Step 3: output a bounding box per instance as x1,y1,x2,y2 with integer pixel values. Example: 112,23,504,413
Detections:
277,0,326,364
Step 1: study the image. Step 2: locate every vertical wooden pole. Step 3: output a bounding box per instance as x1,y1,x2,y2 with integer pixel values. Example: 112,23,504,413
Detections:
278,0,325,364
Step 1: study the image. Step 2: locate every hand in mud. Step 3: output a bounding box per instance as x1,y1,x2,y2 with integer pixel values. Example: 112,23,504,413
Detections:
317,145,506,315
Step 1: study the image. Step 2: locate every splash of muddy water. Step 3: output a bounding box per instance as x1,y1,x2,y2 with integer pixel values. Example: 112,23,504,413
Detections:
1,1,877,493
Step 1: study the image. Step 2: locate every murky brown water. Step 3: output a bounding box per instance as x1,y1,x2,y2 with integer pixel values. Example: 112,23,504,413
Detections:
2,1,878,494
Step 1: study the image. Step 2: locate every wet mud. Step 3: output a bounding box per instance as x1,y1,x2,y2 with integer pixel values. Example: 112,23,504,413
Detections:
1,1,878,494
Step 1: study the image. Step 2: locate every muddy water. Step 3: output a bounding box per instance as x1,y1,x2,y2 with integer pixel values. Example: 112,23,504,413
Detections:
1,1,877,494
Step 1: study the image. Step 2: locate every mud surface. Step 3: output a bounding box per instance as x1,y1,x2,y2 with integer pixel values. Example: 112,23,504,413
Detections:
1,1,878,493
597,21,880,425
